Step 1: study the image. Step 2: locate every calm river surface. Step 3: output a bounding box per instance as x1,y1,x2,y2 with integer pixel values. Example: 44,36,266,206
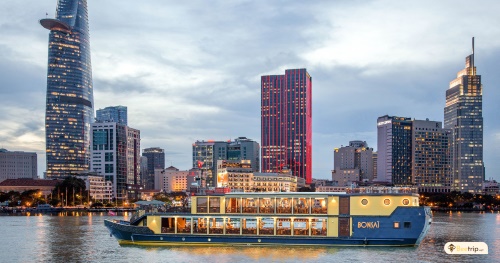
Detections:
0,211,497,262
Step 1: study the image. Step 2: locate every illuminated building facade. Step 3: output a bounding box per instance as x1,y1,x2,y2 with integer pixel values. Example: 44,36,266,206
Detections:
96,106,128,125
261,69,312,183
411,120,452,193
193,138,259,188
154,166,200,193
377,115,413,185
444,38,484,193
40,0,94,177
378,116,452,192
90,122,140,200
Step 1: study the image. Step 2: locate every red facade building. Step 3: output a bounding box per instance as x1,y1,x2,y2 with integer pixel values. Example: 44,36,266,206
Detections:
261,69,312,183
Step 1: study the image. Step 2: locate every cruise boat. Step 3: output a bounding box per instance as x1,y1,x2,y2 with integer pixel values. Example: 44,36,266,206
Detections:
105,190,431,246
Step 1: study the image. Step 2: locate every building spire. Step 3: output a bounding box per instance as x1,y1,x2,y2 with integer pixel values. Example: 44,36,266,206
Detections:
472,37,475,69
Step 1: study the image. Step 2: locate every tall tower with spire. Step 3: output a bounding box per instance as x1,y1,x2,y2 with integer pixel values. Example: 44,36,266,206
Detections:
444,38,484,193
40,0,94,177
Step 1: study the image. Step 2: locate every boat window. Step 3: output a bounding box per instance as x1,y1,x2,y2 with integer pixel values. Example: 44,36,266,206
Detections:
259,198,274,214
402,199,410,206
226,218,241,235
393,222,400,229
293,197,310,214
197,197,207,213
259,218,274,235
242,198,258,213
161,217,175,233
209,197,220,213
193,217,207,234
277,218,291,235
312,198,327,214
293,219,309,236
225,198,240,214
311,218,327,236
404,222,411,228
209,218,224,234
242,218,257,235
177,217,191,234
277,198,292,214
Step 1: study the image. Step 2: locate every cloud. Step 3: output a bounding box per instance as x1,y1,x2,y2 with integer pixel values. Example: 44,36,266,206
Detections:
0,0,499,182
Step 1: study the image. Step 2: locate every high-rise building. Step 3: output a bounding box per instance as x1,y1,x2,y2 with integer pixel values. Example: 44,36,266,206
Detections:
143,147,165,174
377,116,453,192
444,38,484,193
192,138,260,188
261,69,312,183
192,140,229,188
411,120,452,193
96,106,128,125
227,137,260,173
90,122,140,201
0,149,37,183
140,156,148,188
377,115,413,185
333,141,374,184
40,0,94,177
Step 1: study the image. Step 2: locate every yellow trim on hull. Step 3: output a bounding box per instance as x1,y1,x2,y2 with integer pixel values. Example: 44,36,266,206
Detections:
117,240,416,247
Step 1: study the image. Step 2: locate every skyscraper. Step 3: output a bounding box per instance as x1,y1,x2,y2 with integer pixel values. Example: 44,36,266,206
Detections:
261,69,312,183
411,120,452,193
143,147,165,189
444,38,484,193
90,122,140,201
40,0,93,177
377,116,453,192
377,115,413,185
96,106,128,125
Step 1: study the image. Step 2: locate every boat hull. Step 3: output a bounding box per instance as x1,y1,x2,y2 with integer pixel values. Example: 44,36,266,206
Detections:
105,207,430,247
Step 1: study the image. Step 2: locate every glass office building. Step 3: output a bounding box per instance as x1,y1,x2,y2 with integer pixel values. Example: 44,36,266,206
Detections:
444,38,484,193
96,106,128,125
40,0,94,177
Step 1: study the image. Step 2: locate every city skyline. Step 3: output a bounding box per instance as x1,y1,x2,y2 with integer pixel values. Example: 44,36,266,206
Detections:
0,1,499,182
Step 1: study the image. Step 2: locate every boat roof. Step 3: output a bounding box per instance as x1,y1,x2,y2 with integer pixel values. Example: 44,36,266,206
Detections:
203,191,418,197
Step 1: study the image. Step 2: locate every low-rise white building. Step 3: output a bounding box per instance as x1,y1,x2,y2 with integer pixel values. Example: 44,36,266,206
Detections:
155,166,200,193
77,174,113,202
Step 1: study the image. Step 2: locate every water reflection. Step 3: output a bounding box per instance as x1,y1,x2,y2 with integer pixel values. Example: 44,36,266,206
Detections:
120,245,333,261
0,212,497,262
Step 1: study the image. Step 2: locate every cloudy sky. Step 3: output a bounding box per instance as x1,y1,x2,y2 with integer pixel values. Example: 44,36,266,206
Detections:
0,0,499,181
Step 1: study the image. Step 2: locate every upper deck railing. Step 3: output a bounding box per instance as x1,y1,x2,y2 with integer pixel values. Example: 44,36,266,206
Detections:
345,187,418,194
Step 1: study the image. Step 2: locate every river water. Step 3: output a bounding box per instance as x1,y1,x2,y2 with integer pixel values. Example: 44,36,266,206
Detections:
0,211,497,263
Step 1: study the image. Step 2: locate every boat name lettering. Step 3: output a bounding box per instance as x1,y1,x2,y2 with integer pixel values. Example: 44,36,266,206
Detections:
357,221,380,229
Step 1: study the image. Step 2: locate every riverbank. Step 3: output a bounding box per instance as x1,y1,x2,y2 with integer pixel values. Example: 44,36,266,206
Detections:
0,206,135,216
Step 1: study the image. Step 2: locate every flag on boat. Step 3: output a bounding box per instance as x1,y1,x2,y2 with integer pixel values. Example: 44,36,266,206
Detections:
108,210,116,216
